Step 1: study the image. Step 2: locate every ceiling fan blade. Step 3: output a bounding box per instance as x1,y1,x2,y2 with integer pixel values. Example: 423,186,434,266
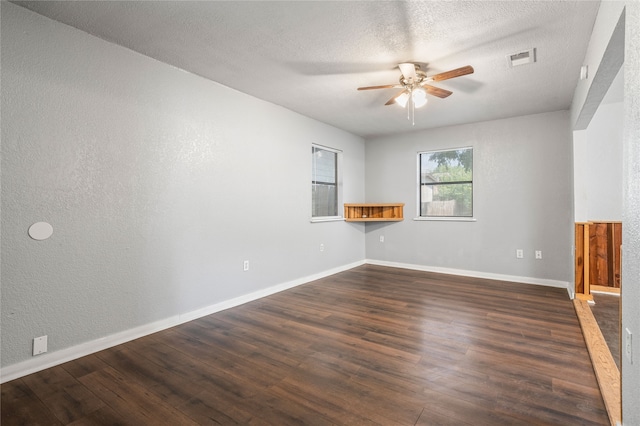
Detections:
398,63,418,82
385,90,408,106
430,65,474,82
357,84,400,91
422,84,453,98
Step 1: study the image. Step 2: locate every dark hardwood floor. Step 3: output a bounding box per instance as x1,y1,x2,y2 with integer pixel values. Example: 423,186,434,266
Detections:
1,265,608,425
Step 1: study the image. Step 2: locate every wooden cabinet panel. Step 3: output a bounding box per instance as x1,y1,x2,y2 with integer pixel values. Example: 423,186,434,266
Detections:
588,222,622,288
575,223,586,295
613,223,622,288
575,222,622,297
590,223,610,287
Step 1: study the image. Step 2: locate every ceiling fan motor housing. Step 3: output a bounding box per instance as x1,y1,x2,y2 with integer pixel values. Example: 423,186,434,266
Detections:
399,68,428,89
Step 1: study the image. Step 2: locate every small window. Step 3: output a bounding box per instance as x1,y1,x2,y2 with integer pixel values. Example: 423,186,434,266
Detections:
312,144,342,219
419,147,473,217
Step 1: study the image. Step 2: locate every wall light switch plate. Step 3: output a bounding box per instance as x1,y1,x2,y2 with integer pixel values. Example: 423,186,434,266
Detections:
516,249,524,259
625,328,633,364
33,335,47,356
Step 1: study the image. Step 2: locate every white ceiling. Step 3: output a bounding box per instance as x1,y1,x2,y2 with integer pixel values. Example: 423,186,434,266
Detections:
13,1,600,138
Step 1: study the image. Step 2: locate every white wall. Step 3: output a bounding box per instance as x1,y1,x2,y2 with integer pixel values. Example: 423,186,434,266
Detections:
585,101,623,221
573,67,623,222
573,129,589,221
364,111,573,286
622,2,640,423
0,3,365,373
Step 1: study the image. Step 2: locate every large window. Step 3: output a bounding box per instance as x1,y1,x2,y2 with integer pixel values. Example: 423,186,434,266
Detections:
419,147,473,218
312,144,341,219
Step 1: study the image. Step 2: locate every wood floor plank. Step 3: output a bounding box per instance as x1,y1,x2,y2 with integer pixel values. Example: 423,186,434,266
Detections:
20,365,105,424
95,346,203,408
0,378,64,426
78,366,199,425
1,264,609,425
66,405,128,426
418,389,526,426
61,354,110,380
175,389,255,425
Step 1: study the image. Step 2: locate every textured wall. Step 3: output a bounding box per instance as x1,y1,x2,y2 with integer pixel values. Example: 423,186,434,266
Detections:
573,100,623,222
1,3,365,368
586,101,623,221
571,1,625,130
622,2,640,423
364,111,573,283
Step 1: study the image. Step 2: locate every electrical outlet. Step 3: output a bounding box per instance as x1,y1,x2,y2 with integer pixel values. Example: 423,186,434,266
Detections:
320,243,324,252
243,260,249,271
33,335,47,356
380,235,385,243
535,250,542,259
516,249,524,259
625,328,633,364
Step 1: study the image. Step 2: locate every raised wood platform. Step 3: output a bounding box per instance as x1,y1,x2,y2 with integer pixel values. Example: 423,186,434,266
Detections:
574,298,621,426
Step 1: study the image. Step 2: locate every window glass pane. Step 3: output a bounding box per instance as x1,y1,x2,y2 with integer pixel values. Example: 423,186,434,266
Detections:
313,147,336,184
312,184,337,217
312,146,338,217
419,147,473,217
420,148,472,181
421,183,473,216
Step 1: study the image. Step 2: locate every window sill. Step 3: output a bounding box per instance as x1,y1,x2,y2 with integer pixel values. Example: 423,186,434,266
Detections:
413,217,477,222
310,217,344,223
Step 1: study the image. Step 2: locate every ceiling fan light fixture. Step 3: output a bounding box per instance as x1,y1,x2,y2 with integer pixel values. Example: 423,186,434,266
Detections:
412,88,428,108
396,92,410,108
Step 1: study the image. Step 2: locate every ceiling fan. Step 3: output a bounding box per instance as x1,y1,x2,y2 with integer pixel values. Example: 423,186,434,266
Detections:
357,63,474,123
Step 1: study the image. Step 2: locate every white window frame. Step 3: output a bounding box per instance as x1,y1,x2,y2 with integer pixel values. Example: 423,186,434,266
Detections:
414,147,476,222
311,144,343,222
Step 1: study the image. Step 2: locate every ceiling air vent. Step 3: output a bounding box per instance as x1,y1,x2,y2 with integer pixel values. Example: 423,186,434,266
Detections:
508,48,536,68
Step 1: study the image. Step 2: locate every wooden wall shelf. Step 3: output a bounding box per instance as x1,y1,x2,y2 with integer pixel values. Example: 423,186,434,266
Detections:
344,203,404,222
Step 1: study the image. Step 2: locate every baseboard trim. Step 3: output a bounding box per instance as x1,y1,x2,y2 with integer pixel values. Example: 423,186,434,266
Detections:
365,259,570,292
0,260,365,384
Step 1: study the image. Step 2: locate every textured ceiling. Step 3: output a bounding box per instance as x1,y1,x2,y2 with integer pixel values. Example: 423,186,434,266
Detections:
12,1,600,138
